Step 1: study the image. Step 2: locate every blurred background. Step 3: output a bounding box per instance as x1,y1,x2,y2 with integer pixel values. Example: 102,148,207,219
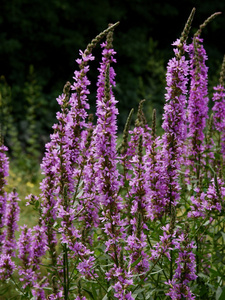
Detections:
1,0,225,165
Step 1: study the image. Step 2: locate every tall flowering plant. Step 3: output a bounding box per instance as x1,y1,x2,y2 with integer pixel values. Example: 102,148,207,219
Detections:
1,9,225,300
212,55,225,175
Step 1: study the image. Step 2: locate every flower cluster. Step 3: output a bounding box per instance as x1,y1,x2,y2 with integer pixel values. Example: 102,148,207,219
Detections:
0,145,9,250
187,35,209,181
1,14,225,300
212,55,225,162
166,231,197,300
161,38,190,213
188,177,225,218
4,189,20,256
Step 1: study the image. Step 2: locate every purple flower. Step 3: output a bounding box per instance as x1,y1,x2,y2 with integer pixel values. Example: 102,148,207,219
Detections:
47,291,63,300
77,256,97,279
106,265,134,300
18,225,35,288
0,253,16,281
17,225,48,296
188,177,225,218
166,232,197,299
212,84,225,133
75,296,87,300
150,224,173,261
161,38,189,210
162,39,189,143
32,225,48,268
93,39,123,251
212,75,225,160
187,35,209,177
144,135,167,220
0,144,9,251
4,189,20,256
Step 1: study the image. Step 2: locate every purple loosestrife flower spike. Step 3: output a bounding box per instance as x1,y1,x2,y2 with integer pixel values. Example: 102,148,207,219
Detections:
93,36,122,260
4,188,20,257
0,254,16,281
212,55,225,164
40,25,120,297
93,31,133,299
40,23,120,235
160,9,195,214
32,225,48,269
188,177,225,218
187,13,221,180
40,50,93,297
0,144,8,252
150,223,174,262
166,230,197,299
31,225,48,299
68,22,119,175
77,117,101,243
18,225,48,296
18,225,35,289
187,35,209,179
40,82,72,294
161,24,190,212
57,204,96,280
124,102,153,276
145,110,167,220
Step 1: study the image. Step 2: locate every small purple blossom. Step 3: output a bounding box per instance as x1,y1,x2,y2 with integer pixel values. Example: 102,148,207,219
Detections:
4,189,20,256
0,253,16,281
106,265,134,300
187,35,209,179
0,144,9,250
32,225,48,268
47,291,63,300
166,232,197,299
77,256,97,279
188,177,225,218
75,296,87,300
18,225,35,288
161,38,189,210
212,68,225,160
150,224,173,261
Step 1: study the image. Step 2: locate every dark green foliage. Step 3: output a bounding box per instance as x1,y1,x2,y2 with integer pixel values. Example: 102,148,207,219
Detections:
1,0,225,147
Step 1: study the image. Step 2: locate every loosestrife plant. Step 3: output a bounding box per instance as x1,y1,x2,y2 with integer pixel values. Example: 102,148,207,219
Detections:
1,9,225,300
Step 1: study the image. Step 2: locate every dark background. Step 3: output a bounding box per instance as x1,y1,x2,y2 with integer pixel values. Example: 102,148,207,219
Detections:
1,0,225,155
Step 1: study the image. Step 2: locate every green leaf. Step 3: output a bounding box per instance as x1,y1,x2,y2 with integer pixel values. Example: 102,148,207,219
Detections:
221,231,225,243
216,287,222,300
35,200,40,209
150,268,163,275
0,287,9,295
133,288,146,295
131,256,142,268
198,272,209,280
92,284,98,299
102,286,112,300
208,268,218,276
82,288,95,299
218,287,225,300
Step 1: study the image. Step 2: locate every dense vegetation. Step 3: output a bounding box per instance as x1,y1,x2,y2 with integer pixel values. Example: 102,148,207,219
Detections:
1,0,225,161
0,7,225,299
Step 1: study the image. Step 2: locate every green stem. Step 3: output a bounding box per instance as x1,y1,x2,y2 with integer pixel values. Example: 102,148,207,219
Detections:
196,237,199,285
63,243,69,300
11,275,25,296
132,252,164,293
170,250,173,281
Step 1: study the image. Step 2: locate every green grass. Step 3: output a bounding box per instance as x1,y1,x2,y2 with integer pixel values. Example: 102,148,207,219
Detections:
5,162,43,229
